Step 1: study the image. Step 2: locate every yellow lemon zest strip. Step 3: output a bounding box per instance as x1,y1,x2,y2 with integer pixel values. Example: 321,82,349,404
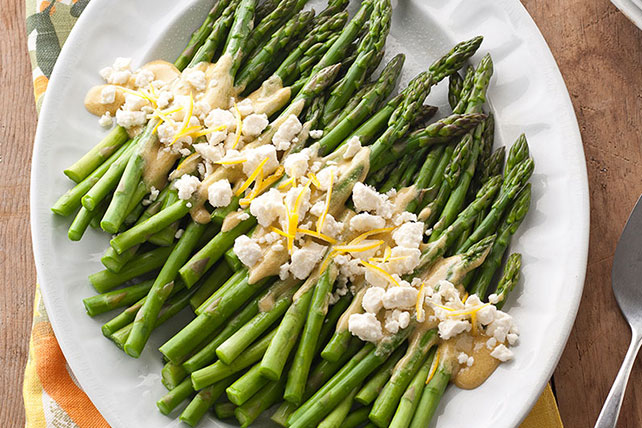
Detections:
240,168,264,207
269,226,294,239
359,259,400,287
235,157,269,197
348,227,397,246
215,158,247,165
278,177,295,190
416,282,427,322
118,86,157,106
319,249,339,274
307,172,321,189
445,303,491,318
231,103,243,149
296,228,338,245
333,240,384,254
255,166,284,195
176,152,200,171
170,93,194,145
316,172,333,236
426,350,440,385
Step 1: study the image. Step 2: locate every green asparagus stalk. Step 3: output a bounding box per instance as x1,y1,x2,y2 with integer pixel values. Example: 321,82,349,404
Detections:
191,328,276,390
64,126,129,183
174,0,231,70
179,216,256,288
82,280,153,316
161,361,188,390
321,0,392,125
156,377,193,415
180,375,237,427
494,252,522,310
448,71,463,110
389,348,437,428
408,358,451,428
188,0,240,66
317,384,359,428
216,281,300,364
369,328,438,427
284,267,337,404
160,273,272,364
235,377,286,427
469,184,530,298
226,363,270,406
355,344,406,405
289,326,414,428
188,261,234,310
214,401,236,419
124,221,207,358
88,245,174,293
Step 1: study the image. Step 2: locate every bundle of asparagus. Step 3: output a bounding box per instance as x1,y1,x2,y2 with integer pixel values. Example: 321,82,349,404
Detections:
52,0,535,426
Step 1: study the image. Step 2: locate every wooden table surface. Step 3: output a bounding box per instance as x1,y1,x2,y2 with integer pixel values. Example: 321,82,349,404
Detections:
1,0,642,426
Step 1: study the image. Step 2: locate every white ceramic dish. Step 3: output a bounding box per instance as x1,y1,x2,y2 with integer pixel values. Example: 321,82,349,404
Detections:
30,0,589,426
611,0,642,30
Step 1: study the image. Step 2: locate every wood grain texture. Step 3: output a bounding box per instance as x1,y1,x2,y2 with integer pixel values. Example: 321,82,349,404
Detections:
522,1,642,427
1,0,642,426
0,0,38,427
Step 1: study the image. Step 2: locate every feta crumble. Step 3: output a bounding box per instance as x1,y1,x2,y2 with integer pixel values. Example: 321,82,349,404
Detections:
207,179,233,208
234,235,262,267
348,313,383,342
173,174,201,200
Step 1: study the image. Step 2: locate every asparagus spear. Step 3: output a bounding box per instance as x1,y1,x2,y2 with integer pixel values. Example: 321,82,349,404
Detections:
469,184,530,298
321,0,392,125
64,126,129,183
494,252,522,310
448,71,463,110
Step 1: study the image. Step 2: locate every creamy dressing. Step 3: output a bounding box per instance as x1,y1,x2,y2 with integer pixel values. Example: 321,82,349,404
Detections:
442,334,502,389
246,75,292,117
258,277,299,312
84,84,126,116
248,241,290,284
336,285,366,332
201,54,235,110
140,137,180,190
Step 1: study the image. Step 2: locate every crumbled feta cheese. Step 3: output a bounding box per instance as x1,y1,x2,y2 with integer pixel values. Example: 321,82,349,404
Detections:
289,241,326,279
310,201,325,217
134,69,155,88
284,151,309,178
343,136,362,159
309,129,323,139
100,86,116,104
98,112,114,128
157,122,178,144
315,166,338,191
205,108,236,130
234,235,262,267
486,312,516,344
488,293,501,304
193,143,224,163
393,211,417,226
109,70,131,85
279,263,290,280
173,174,201,200
384,309,410,334
272,114,302,150
352,182,393,217
284,185,311,219
392,222,424,249
115,110,146,129
335,254,364,282
320,214,343,238
99,66,114,82
236,98,254,116
486,337,497,350
438,319,471,340
156,90,173,109
194,101,212,120
242,113,269,137
207,179,233,208
183,68,207,91
238,212,250,221
113,57,132,70
350,213,386,232
507,333,519,346
382,286,418,310
142,186,160,206
386,246,421,275
362,287,385,314
175,229,184,239
458,352,470,365
490,344,514,362
243,145,279,176
250,188,285,227
348,313,383,342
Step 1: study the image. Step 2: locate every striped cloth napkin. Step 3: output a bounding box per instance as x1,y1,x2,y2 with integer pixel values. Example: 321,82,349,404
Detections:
21,1,565,427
